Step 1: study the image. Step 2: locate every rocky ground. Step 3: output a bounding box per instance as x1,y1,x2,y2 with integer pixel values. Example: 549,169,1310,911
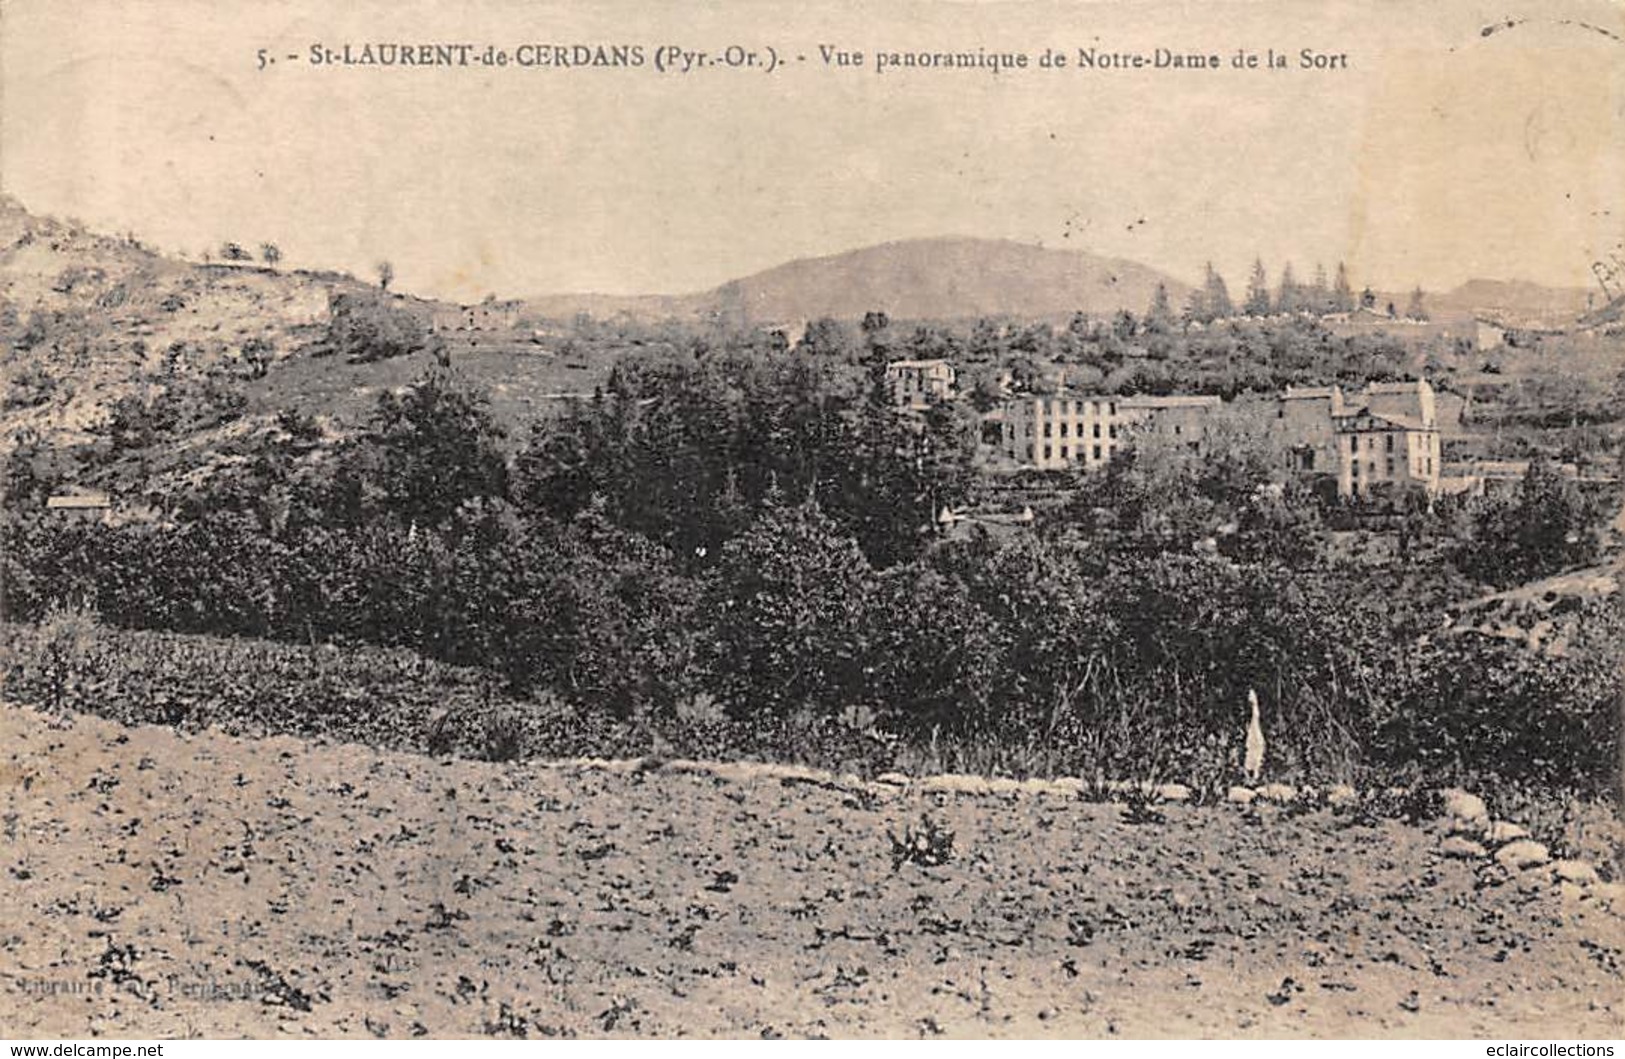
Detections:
2,701,1621,1039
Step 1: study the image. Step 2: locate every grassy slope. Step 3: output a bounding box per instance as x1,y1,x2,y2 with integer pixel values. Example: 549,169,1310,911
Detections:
2,702,1621,1039
0,200,608,470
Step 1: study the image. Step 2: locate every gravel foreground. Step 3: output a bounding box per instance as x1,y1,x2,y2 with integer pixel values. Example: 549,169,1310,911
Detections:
1,702,1621,1039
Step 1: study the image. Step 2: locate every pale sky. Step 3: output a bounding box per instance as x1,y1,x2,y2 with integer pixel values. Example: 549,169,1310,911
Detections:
3,0,1622,302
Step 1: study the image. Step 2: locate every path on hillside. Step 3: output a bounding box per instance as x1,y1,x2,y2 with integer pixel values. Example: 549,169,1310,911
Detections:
1,704,1621,1039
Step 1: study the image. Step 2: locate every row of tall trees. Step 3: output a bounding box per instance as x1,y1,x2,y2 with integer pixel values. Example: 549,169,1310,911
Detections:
1142,260,1428,327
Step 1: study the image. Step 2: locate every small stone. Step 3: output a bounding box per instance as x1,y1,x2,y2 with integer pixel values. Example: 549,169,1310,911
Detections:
1257,783,1298,803
1553,859,1600,886
1226,786,1256,805
1591,881,1625,913
1441,788,1489,827
1486,821,1530,845
874,772,911,787
1326,785,1359,808
1155,783,1192,803
1494,839,1550,871
1440,836,1488,860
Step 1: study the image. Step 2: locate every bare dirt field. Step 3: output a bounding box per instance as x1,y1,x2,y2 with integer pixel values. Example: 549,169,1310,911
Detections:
2,702,1621,1039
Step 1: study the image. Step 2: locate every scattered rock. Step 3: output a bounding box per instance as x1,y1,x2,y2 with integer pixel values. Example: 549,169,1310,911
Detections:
1257,783,1298,804
1226,786,1256,805
1154,783,1192,803
1553,860,1600,886
921,774,993,796
1439,836,1487,860
1485,821,1529,845
1326,785,1359,808
1591,881,1625,913
1441,789,1488,829
1494,839,1551,871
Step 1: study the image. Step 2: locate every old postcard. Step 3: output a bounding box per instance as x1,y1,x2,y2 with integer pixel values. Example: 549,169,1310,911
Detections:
2,0,1623,1042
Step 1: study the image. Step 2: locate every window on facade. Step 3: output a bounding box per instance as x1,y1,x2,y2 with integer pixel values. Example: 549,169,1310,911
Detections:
1092,423,1101,438
1060,422,1069,437
1108,425,1117,439
1043,423,1051,438
1026,444,1033,459
1386,434,1394,452
1093,444,1102,460
1174,424,1182,436
1109,402,1116,415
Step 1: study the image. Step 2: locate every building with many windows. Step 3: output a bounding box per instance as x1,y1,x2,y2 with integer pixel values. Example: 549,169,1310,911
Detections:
1333,380,1441,498
999,393,1221,470
998,379,1441,498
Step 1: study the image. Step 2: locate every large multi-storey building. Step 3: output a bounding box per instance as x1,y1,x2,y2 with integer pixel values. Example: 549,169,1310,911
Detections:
999,393,1221,470
1332,380,1441,498
999,378,1442,499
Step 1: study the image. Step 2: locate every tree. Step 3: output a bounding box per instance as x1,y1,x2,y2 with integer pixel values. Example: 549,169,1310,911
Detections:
1332,262,1355,313
241,335,275,379
1182,288,1208,329
360,370,509,527
700,502,875,719
1456,459,1607,586
220,242,251,262
1309,263,1330,315
859,310,893,374
797,317,855,358
260,243,283,269
326,290,441,364
1203,262,1234,320
1405,285,1429,321
376,260,395,291
1244,258,1271,316
1276,262,1300,315
1145,283,1174,333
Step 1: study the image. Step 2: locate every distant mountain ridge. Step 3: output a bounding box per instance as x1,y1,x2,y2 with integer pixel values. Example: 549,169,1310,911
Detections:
1431,278,1597,327
523,237,1196,324
523,238,1605,329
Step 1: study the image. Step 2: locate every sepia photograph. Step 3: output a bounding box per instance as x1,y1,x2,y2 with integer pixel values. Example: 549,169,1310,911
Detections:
1,0,1623,1043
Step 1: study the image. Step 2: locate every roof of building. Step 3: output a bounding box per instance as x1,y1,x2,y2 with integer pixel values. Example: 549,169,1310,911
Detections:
1119,394,1223,409
46,492,111,509
1281,386,1343,400
887,358,954,370
1333,411,1434,433
1363,380,1434,394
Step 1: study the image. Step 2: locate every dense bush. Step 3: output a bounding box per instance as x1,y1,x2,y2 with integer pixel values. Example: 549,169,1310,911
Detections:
1374,602,1624,793
1453,460,1614,587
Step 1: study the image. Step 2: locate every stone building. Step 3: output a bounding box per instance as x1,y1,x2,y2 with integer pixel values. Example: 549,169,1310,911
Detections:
1272,386,1346,473
1332,380,1441,498
885,359,956,410
999,393,1221,470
